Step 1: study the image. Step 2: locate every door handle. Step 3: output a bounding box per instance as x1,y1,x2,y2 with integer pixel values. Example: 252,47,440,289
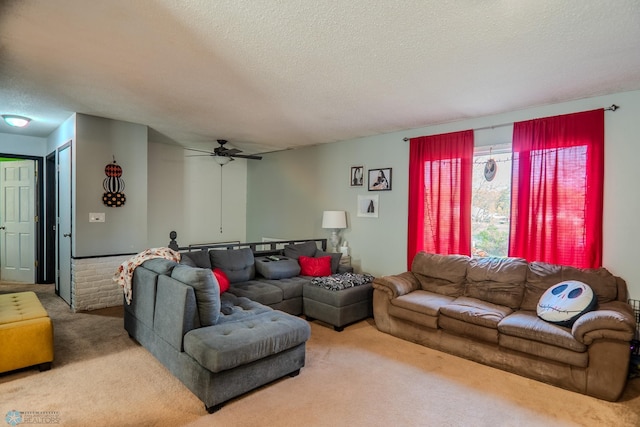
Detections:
0,226,5,230
63,233,71,237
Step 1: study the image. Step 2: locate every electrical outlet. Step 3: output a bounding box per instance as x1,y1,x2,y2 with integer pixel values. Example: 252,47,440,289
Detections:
89,213,105,223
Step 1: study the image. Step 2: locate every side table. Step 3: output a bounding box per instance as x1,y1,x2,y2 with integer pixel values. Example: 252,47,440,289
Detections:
339,255,351,267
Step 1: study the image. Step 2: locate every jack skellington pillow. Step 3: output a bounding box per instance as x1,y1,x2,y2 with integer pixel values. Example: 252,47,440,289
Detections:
537,280,597,327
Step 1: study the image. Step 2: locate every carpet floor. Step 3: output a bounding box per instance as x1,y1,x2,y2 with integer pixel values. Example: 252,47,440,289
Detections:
1,283,639,426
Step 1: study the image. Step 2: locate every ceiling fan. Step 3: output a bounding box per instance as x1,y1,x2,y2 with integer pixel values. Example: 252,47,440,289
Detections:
185,139,262,163
185,139,262,234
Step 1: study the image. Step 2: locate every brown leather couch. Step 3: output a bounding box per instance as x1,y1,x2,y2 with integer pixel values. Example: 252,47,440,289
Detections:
372,252,637,401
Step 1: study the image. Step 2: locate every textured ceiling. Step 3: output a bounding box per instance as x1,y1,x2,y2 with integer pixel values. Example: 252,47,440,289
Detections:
1,0,640,154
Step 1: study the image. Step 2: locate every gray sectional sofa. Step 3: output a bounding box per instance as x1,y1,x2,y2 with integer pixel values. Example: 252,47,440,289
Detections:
179,239,369,330
373,252,637,401
125,239,373,412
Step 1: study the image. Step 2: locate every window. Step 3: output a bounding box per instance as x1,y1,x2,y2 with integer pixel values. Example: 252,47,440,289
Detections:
409,109,604,268
471,145,512,258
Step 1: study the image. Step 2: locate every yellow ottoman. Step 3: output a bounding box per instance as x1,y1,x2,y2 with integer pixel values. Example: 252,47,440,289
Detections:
0,291,54,373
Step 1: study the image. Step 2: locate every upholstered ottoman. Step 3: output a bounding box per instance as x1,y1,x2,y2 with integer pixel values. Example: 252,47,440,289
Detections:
303,274,374,331
0,291,54,373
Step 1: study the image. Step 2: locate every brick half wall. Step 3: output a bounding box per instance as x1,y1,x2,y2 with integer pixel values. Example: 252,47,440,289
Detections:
71,255,130,311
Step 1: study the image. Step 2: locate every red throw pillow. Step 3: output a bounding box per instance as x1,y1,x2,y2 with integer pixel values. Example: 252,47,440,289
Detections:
299,255,332,277
212,268,230,294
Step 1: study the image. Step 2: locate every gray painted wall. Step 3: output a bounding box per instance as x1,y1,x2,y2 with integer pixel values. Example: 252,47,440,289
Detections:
146,140,248,249
74,114,148,256
247,89,640,300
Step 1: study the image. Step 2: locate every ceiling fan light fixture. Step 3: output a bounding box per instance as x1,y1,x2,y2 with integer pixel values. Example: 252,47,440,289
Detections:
214,156,231,166
2,114,32,128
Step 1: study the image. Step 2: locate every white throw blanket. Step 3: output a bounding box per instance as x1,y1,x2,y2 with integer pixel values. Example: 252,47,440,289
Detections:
114,247,181,304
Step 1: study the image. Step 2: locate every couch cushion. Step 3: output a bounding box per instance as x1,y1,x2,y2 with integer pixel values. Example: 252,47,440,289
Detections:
521,262,618,311
438,316,500,343
411,252,469,297
439,296,513,329
283,241,318,259
498,310,586,352
465,257,527,309
180,250,212,269
183,311,311,373
498,334,589,367
209,248,255,283
171,264,221,326
255,256,301,279
259,276,308,300
391,290,455,317
228,280,283,306
217,292,273,323
315,249,342,274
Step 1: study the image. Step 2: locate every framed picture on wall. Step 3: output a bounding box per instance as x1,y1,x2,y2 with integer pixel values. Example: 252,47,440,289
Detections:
357,195,379,218
350,166,364,187
368,168,392,191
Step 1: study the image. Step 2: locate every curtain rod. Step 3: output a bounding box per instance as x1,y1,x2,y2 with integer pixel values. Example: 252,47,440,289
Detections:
402,104,619,141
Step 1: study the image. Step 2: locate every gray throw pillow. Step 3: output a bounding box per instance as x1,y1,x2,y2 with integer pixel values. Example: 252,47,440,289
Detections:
209,248,255,283
283,241,318,259
180,250,212,269
315,249,342,274
171,264,220,326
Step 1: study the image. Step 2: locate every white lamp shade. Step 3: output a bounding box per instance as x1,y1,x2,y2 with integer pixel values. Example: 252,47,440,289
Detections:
322,210,347,229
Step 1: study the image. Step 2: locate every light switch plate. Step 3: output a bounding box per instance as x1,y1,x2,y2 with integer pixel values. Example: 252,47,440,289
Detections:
89,212,105,223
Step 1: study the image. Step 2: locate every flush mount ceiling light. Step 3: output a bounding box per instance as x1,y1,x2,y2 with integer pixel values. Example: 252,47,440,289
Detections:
2,114,32,128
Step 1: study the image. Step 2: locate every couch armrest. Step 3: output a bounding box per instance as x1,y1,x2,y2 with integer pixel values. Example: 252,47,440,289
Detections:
572,301,637,345
372,272,419,299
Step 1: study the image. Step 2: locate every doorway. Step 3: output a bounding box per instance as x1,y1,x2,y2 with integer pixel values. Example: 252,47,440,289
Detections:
0,154,44,283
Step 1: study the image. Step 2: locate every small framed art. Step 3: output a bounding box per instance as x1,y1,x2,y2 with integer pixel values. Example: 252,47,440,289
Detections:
350,166,364,187
368,168,392,191
357,195,379,218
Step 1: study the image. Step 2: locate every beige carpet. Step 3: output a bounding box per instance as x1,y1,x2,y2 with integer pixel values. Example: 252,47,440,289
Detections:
1,283,639,427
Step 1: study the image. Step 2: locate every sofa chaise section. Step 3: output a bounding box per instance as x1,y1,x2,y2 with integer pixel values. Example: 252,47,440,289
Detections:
124,259,311,413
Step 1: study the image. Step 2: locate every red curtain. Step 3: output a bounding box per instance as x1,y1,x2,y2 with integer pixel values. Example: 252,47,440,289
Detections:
509,109,604,268
408,130,473,268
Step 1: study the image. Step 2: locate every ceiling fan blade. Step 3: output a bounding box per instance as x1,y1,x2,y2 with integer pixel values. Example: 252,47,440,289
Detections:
185,154,213,157
184,147,215,154
224,148,242,156
231,153,263,160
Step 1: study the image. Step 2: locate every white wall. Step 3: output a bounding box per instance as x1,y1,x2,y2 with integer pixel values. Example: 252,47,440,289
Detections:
0,133,47,156
247,89,640,300
46,114,75,154
147,141,248,248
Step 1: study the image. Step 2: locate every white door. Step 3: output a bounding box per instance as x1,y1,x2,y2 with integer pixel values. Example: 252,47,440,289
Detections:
57,145,72,304
0,160,36,282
